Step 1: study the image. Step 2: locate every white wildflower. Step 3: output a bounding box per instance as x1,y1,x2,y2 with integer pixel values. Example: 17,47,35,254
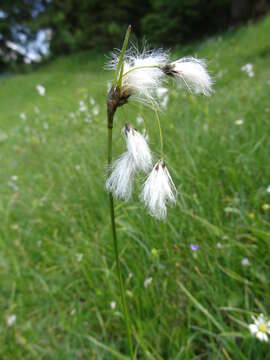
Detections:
79,100,87,112
110,301,116,310
20,113,26,121
123,123,152,172
241,257,250,267
266,185,270,193
167,57,213,96
106,152,136,200
249,313,270,342
6,314,16,327
144,277,153,288
36,84,46,96
241,63,254,78
235,118,244,125
141,160,176,219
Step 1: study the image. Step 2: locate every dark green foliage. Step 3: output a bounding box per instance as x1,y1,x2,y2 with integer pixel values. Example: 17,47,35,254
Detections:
0,0,47,68
0,0,269,63
44,0,151,55
141,0,232,45
44,0,269,54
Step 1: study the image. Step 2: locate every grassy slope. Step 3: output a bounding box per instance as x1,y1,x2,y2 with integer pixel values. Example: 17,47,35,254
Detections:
0,15,270,359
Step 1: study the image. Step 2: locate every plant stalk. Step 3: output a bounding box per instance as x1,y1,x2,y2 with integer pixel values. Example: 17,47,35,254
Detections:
107,104,134,359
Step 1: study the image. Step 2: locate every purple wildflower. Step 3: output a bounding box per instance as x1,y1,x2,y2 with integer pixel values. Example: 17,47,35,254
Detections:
190,243,199,252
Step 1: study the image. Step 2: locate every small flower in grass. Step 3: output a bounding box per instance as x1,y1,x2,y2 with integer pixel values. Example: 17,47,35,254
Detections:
6,314,16,327
266,185,270,194
241,63,254,78
36,84,46,96
249,314,270,342
20,113,26,121
235,118,244,125
144,277,153,288
216,242,222,249
164,57,213,96
79,100,87,112
110,301,116,310
123,123,152,172
106,152,136,200
190,243,199,252
141,160,176,220
241,257,250,267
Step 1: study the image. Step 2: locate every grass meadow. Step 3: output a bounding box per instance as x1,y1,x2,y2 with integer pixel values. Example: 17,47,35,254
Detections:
0,14,270,359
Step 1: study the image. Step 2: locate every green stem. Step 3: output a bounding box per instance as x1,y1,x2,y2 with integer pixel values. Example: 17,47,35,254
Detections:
107,127,134,360
114,25,131,87
122,64,161,78
107,25,134,359
150,99,164,158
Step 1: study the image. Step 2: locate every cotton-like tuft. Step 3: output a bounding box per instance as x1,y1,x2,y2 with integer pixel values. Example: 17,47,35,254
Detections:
123,123,152,172
106,47,168,105
141,160,176,219
106,152,136,200
169,57,213,96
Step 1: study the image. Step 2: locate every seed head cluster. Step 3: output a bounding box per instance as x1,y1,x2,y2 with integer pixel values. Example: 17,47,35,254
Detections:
106,46,212,107
106,45,213,219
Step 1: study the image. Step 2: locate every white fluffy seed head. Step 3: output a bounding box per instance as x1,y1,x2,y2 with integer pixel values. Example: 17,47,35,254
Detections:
106,152,136,200
123,123,152,172
106,47,168,105
169,57,213,96
141,160,176,220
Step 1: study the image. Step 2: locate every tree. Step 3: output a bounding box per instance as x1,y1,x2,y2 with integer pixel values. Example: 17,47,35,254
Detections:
0,0,47,67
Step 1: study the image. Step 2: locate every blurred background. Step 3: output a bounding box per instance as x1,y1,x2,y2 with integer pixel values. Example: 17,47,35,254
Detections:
0,0,269,70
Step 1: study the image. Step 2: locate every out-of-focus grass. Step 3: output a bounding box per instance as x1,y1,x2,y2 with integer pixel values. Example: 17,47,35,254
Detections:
0,15,270,359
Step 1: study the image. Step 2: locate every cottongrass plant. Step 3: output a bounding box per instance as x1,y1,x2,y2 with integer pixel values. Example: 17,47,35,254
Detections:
106,26,212,358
